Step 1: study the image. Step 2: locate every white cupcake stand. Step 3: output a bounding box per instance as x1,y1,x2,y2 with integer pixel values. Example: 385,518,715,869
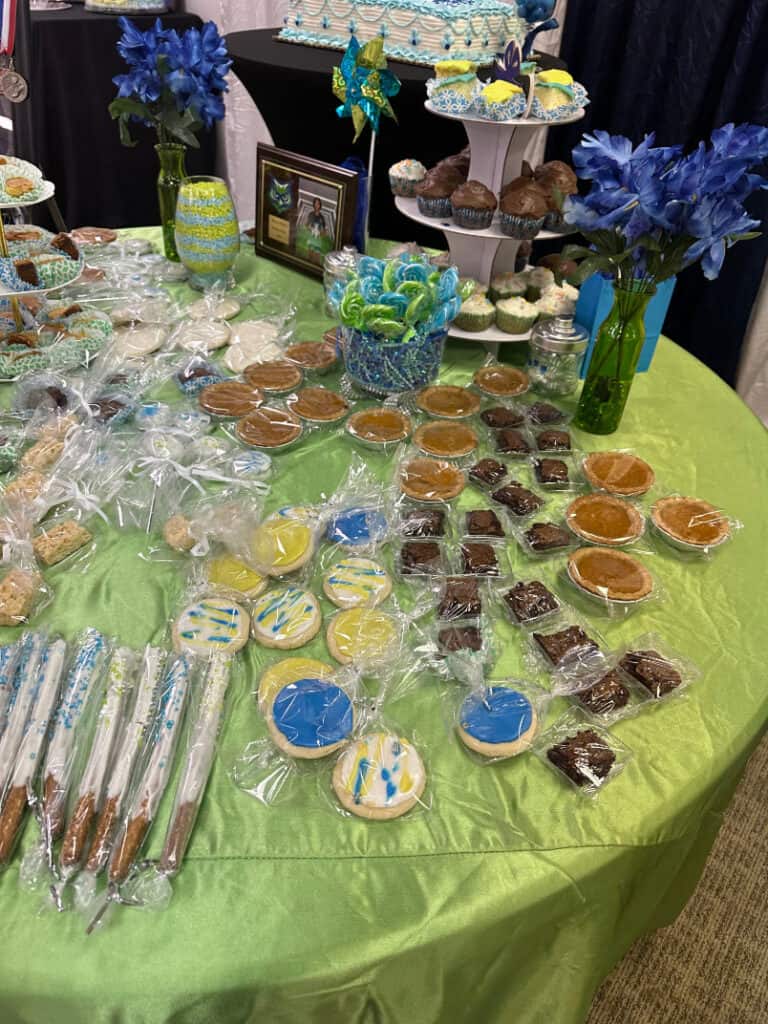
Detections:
394,101,584,350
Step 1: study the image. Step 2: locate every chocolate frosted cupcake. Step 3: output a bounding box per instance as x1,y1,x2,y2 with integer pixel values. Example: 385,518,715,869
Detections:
499,182,549,239
416,172,456,219
450,180,497,230
535,160,578,230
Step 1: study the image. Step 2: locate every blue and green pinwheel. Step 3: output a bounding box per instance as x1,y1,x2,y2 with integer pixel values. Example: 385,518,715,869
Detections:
332,36,400,141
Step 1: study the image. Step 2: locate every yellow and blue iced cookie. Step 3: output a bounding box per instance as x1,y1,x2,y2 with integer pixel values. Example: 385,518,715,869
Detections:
173,597,250,654
332,732,426,820
251,586,321,649
207,553,267,599
322,557,392,609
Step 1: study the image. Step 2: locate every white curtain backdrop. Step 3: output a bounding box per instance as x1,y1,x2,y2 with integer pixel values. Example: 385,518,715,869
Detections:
180,1,284,221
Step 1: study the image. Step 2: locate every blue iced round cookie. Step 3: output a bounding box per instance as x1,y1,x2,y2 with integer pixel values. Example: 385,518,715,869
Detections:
326,506,388,547
268,677,354,759
458,686,537,758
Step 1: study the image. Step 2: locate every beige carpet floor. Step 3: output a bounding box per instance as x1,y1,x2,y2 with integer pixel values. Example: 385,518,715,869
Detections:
587,733,768,1024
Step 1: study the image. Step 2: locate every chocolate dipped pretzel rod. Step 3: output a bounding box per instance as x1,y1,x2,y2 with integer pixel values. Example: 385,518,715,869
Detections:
160,654,232,876
41,629,110,844
0,640,23,736
108,655,192,885
59,647,136,872
0,632,46,800
84,646,165,875
0,638,68,865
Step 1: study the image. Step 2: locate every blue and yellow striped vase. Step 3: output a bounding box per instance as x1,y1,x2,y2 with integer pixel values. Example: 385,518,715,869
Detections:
175,175,240,291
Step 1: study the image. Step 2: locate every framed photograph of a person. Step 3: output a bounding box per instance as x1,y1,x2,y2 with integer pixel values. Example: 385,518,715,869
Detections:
255,144,359,278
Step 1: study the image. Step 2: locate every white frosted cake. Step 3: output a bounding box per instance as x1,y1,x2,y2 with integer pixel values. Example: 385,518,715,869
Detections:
279,0,527,66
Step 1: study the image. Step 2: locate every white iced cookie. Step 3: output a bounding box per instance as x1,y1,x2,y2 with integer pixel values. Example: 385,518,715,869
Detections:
224,322,282,373
110,297,169,325
323,557,392,609
332,732,426,820
173,596,250,654
232,450,272,478
112,324,167,356
176,318,231,352
251,586,321,649
188,296,241,321
194,435,230,461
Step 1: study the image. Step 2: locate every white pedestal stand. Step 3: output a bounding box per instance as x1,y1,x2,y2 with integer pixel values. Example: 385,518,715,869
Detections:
395,102,584,351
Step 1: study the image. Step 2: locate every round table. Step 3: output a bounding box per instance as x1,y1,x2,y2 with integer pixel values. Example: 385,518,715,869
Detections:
0,231,766,1024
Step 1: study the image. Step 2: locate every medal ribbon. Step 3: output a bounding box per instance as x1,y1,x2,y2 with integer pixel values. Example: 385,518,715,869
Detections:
0,0,17,57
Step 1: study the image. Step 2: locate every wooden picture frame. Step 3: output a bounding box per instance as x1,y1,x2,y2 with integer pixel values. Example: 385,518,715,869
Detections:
255,143,359,278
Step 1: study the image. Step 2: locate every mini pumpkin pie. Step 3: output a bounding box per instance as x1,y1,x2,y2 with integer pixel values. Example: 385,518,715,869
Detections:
566,494,644,547
567,547,653,602
473,364,529,397
650,496,730,549
415,384,480,419
346,407,411,444
413,419,478,458
583,451,655,497
243,359,303,393
399,456,465,502
198,381,263,418
285,340,337,371
288,386,349,423
236,406,303,449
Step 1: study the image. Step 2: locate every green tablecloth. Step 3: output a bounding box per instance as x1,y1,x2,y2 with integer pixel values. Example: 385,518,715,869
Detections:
1,231,766,1024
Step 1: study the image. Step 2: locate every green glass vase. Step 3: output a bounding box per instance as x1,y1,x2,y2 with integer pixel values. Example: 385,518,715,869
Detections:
155,143,187,262
575,285,655,434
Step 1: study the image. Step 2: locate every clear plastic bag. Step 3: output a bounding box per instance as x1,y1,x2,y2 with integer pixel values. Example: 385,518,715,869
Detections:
524,613,606,675
0,634,68,868
614,632,701,704
648,494,741,558
533,707,633,798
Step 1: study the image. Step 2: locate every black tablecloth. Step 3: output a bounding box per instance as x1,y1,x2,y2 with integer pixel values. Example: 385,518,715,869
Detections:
15,8,216,231
228,28,466,247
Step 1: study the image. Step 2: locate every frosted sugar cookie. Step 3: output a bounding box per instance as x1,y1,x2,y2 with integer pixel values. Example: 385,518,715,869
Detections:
258,656,335,712
173,597,250,654
323,557,392,609
332,732,426,820
252,517,314,575
251,586,321,649
326,608,399,665
207,553,267,598
188,296,241,321
267,677,354,759
326,507,389,547
112,324,167,357
177,319,231,352
457,686,537,759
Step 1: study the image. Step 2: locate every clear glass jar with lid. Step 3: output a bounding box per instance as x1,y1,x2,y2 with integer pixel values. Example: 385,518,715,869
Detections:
526,315,589,395
323,246,359,318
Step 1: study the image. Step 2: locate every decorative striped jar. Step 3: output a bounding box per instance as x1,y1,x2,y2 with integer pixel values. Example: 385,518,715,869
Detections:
175,176,240,291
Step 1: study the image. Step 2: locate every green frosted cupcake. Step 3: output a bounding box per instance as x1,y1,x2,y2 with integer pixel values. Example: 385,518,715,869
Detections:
454,294,496,332
489,272,528,304
495,297,539,335
525,266,555,302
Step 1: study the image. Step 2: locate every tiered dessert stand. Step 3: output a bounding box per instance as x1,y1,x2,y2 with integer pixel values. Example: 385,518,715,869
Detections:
395,101,584,351
0,180,79,328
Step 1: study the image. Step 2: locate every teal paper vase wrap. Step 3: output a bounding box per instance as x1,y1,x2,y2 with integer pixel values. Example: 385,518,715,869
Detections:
175,176,240,290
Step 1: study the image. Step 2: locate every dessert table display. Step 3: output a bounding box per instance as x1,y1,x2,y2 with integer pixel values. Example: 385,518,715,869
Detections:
0,223,765,1023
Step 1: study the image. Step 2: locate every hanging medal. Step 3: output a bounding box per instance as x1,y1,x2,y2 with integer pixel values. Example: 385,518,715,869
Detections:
0,0,27,103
